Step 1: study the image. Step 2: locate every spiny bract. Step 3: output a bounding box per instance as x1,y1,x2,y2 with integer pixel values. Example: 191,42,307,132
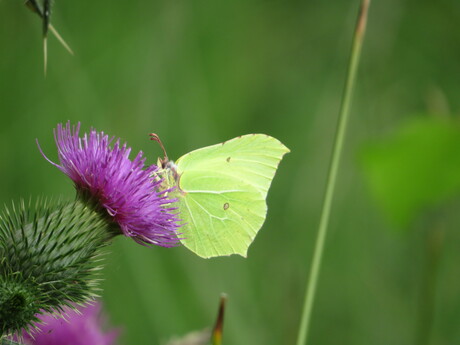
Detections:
0,198,112,338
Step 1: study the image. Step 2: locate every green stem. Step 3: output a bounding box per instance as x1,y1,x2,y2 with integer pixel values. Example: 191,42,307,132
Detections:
295,1,370,344
415,225,444,345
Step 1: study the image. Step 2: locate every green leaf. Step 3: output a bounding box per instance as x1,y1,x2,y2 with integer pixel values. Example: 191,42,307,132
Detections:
361,116,460,227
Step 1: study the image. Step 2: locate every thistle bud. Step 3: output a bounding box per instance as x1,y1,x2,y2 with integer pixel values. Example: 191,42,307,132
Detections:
0,199,112,337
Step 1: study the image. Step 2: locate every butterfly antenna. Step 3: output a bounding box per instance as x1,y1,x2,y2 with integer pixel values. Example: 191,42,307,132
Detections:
149,133,169,165
211,294,227,345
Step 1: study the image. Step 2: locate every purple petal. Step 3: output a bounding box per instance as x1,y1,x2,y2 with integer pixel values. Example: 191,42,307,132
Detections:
19,303,119,345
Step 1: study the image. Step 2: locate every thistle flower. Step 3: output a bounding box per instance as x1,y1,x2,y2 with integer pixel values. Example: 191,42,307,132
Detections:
0,123,181,338
39,122,181,247
16,302,118,345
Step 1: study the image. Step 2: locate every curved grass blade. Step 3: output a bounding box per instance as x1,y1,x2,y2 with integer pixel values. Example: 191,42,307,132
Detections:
295,1,371,344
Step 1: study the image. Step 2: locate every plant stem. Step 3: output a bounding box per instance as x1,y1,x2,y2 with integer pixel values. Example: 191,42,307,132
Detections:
415,225,444,345
295,1,370,344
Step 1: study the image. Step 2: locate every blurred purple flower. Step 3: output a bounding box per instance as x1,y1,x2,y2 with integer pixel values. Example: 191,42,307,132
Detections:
39,122,181,247
19,303,118,345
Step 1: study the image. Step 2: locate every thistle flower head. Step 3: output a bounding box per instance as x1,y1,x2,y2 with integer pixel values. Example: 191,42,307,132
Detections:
39,122,181,247
17,302,118,345
0,198,111,337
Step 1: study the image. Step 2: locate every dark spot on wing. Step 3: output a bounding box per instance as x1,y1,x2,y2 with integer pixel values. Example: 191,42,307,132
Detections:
226,156,231,162
223,203,230,210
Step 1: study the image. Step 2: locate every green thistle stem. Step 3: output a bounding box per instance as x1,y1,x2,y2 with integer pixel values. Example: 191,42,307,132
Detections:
295,1,370,344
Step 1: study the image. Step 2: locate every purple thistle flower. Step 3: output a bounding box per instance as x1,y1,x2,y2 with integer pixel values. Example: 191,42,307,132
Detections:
18,303,119,345
39,122,181,247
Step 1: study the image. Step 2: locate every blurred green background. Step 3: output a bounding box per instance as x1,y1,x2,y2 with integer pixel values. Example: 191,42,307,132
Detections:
1,0,460,344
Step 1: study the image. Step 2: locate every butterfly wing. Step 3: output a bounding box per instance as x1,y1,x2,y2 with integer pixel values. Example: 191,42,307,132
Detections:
175,134,289,258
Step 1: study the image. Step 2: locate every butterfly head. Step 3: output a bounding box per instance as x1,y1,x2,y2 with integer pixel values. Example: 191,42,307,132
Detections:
149,133,184,194
157,158,180,187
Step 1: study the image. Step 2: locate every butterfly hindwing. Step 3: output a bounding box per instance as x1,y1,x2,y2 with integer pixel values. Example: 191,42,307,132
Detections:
177,170,266,258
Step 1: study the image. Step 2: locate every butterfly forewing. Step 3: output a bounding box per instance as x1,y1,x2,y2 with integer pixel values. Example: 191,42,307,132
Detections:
176,134,290,198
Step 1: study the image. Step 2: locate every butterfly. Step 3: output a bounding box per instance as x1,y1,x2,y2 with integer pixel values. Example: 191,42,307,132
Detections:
151,134,289,258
